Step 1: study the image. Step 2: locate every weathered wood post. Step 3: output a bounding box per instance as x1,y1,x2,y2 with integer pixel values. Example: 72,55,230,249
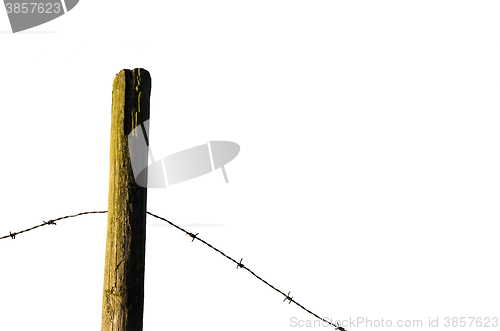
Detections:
102,68,151,331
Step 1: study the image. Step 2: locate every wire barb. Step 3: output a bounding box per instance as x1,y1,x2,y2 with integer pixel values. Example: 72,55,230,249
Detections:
283,291,293,304
187,232,199,242
236,258,244,269
9,231,16,239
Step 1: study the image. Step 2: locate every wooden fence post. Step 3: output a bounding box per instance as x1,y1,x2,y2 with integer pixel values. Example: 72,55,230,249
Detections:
101,68,151,331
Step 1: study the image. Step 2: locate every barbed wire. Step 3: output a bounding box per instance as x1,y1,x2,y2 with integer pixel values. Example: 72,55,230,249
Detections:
147,211,346,330
1,210,347,330
0,211,108,240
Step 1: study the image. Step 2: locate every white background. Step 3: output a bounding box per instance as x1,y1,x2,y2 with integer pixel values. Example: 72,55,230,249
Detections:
1,1,499,330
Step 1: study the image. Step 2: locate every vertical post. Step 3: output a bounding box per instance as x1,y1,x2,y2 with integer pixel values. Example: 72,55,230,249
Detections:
102,68,151,331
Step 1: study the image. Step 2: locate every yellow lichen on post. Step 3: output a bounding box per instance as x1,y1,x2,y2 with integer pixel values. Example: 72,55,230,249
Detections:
102,69,151,331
